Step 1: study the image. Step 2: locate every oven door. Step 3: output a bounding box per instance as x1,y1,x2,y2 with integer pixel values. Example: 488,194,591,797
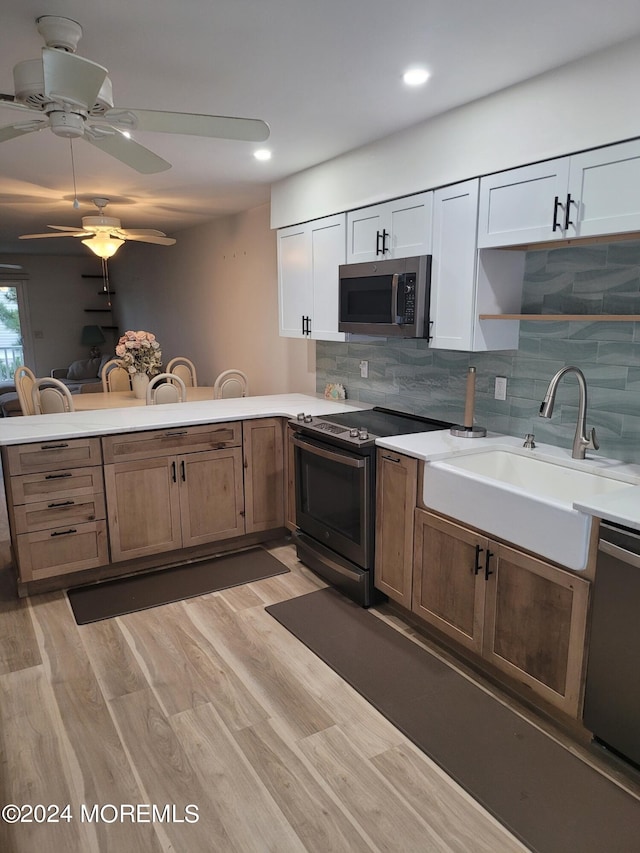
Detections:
292,433,373,570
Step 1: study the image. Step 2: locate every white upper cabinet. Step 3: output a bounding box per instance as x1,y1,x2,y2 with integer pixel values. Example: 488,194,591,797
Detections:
478,139,640,247
277,214,346,341
346,192,433,262
567,140,640,238
477,158,571,247
430,179,523,351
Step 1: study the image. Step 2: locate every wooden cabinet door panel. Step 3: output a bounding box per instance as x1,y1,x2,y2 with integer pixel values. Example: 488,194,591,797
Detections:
483,543,590,715
104,457,182,561
13,494,106,534
375,450,417,607
102,423,241,464
243,419,284,533
179,448,245,546
412,510,487,653
5,438,102,474
8,466,104,505
16,521,108,582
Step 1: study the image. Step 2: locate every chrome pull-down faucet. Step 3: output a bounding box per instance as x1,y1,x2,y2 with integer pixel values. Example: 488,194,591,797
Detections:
539,366,599,460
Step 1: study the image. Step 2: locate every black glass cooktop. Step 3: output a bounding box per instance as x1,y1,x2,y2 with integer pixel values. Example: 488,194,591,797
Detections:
320,407,452,438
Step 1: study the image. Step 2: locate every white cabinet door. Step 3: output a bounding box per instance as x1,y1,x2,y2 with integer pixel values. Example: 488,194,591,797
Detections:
430,180,524,351
310,213,346,342
347,192,432,262
478,158,570,247
568,139,640,238
277,224,312,338
277,215,346,341
430,180,479,350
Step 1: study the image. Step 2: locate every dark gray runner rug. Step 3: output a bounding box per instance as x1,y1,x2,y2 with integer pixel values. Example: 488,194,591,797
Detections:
266,587,640,853
69,548,288,624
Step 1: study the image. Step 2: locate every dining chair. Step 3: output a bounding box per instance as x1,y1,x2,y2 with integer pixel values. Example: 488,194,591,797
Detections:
213,369,249,399
145,373,187,405
166,356,198,387
31,377,75,414
101,358,132,392
14,365,37,416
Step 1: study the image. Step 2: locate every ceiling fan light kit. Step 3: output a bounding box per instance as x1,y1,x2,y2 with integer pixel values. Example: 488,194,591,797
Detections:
82,233,125,259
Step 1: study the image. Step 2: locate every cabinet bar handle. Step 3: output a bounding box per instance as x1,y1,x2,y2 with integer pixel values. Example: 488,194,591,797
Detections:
45,472,72,480
484,549,494,580
50,528,77,537
382,229,390,254
552,196,562,231
40,442,69,450
474,544,484,575
381,453,401,464
171,461,177,482
47,500,75,508
180,460,186,481
564,193,574,231
164,430,188,437
376,230,384,255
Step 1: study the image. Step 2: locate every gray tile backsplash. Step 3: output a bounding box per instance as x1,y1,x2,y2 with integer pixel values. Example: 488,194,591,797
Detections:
316,240,640,463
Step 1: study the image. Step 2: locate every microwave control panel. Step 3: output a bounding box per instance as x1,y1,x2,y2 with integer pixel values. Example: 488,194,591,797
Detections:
399,273,416,324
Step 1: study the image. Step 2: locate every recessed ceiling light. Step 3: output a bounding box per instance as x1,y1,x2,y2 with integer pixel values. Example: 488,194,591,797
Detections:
403,67,430,87
254,149,272,161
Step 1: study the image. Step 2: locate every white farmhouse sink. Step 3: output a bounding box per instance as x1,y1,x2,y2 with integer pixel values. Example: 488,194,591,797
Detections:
423,449,635,571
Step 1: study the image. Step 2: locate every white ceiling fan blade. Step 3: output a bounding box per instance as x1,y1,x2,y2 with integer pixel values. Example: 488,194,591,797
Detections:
19,231,84,240
84,128,171,174
47,225,89,232
122,233,176,246
0,263,23,269
42,47,108,109
107,108,270,142
119,228,169,237
0,120,48,143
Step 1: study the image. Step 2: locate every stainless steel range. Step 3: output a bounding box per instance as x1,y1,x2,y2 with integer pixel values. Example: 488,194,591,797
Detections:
289,407,451,606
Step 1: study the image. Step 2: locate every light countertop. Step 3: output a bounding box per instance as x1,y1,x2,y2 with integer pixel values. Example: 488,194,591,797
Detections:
377,430,640,532
0,394,367,446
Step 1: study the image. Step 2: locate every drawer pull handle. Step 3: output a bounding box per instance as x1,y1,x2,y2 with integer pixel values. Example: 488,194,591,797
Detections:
164,430,188,437
47,500,75,508
50,528,77,537
44,472,72,480
40,442,70,450
474,543,484,575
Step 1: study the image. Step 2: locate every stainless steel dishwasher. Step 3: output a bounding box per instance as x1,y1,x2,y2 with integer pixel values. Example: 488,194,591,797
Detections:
583,520,640,768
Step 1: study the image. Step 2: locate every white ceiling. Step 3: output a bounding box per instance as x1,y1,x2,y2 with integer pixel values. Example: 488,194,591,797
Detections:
2,0,640,255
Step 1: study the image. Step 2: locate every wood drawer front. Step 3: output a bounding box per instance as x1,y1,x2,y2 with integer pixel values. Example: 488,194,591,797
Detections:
5,438,102,475
16,520,108,583
10,466,104,505
13,494,106,535
102,422,242,463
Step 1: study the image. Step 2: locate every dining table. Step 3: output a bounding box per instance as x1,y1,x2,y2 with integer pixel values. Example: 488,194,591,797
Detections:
72,386,216,410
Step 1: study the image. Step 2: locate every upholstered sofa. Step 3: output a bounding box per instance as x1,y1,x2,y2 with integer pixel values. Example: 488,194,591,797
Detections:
51,354,112,393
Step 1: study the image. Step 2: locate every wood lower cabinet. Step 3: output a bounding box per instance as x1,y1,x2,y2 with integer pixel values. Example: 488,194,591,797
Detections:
413,509,590,716
103,426,245,562
374,449,417,608
242,418,284,533
2,439,108,583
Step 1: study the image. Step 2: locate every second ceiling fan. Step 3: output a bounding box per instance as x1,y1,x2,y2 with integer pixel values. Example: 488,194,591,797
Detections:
20,197,176,258
0,15,270,175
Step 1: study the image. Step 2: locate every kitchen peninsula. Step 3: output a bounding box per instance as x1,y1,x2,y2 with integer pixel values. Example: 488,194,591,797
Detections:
0,394,365,597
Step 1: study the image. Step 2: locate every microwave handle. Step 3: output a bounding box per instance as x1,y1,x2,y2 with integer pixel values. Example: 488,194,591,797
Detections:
391,273,400,324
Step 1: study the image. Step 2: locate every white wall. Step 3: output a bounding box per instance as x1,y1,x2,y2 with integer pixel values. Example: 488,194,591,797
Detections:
112,203,315,393
271,36,640,228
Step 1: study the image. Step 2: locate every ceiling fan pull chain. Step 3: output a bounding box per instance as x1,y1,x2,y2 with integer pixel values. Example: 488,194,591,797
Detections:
101,257,112,307
69,139,79,209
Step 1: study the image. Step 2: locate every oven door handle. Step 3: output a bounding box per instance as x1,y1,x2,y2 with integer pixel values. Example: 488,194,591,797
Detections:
391,273,400,323
291,435,367,468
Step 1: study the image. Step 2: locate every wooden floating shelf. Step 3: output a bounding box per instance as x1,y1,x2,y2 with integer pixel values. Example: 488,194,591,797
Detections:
479,314,640,321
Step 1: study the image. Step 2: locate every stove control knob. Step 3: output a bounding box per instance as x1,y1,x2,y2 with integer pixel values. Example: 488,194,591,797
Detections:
303,414,313,423
358,429,369,440
296,412,306,421
349,428,359,438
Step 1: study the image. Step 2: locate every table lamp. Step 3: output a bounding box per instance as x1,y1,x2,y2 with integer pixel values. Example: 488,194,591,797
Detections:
81,324,106,358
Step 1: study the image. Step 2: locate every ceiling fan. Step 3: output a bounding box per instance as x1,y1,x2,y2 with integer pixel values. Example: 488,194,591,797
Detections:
19,197,176,258
0,15,270,174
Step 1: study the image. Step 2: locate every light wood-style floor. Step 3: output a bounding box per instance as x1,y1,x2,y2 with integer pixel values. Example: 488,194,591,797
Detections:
0,518,536,853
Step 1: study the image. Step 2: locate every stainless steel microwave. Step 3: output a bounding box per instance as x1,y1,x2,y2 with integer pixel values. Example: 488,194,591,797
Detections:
338,255,431,337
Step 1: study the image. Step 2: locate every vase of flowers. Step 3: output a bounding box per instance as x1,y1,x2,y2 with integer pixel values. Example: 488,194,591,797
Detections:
115,330,162,398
